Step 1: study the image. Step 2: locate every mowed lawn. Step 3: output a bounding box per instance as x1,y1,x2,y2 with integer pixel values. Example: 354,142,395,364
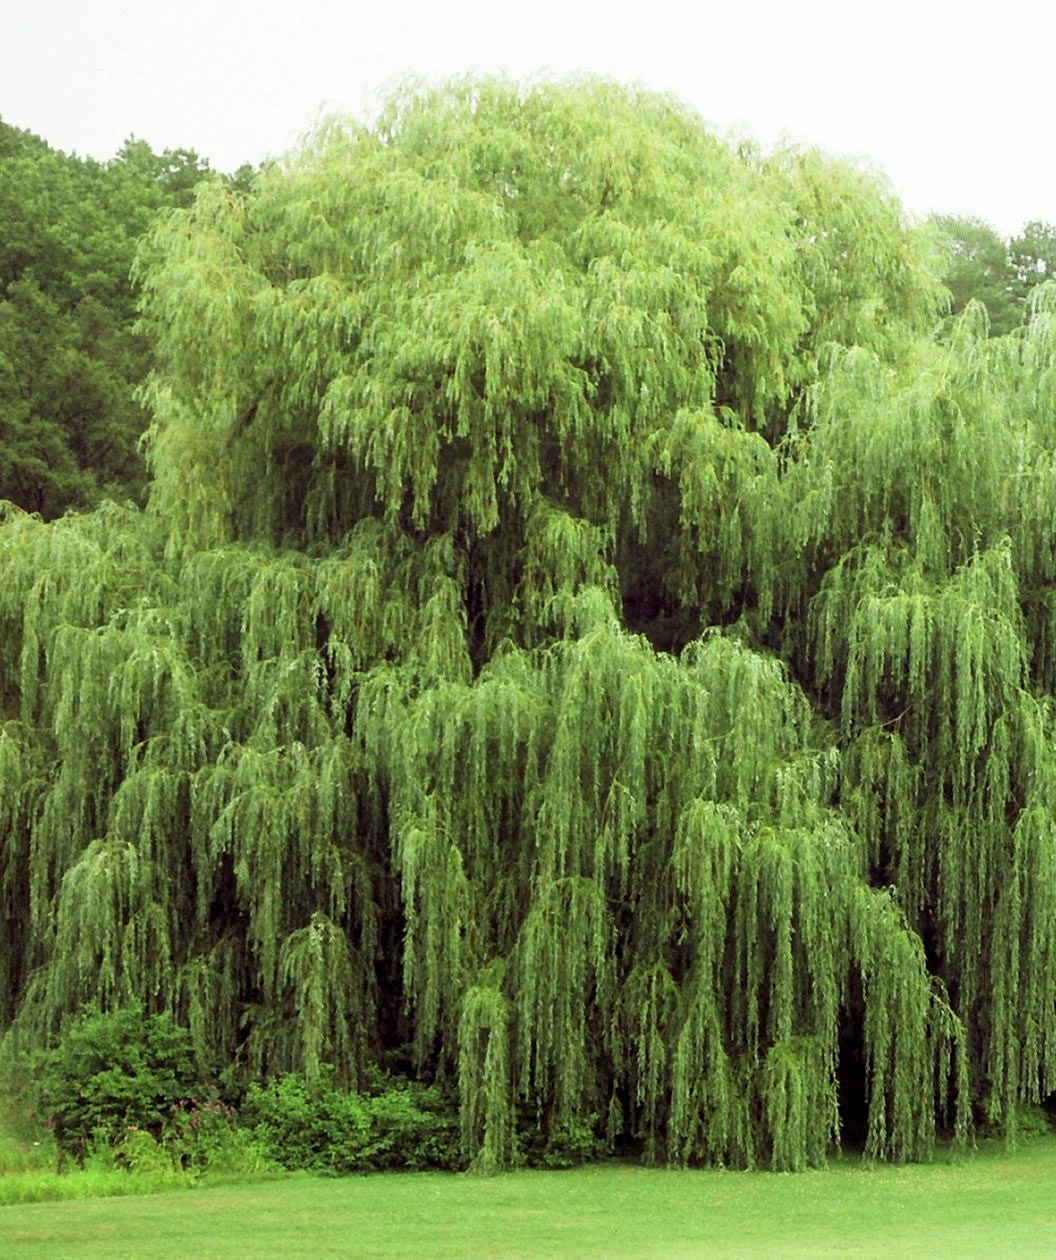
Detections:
4,1141,1056,1259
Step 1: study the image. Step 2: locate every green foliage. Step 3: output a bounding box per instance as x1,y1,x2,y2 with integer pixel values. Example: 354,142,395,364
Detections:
1009,221,1056,305
136,76,938,557
0,1084,59,1174
110,1128,183,1180
931,215,1056,339
29,1005,198,1157
163,1084,271,1175
0,118,247,517
243,1070,458,1173
516,1111,607,1169
6,76,1056,1178
932,214,1020,336
1004,1105,1056,1142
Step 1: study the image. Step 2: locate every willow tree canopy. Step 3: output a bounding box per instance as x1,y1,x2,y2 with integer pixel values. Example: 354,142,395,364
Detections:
4,76,1055,1171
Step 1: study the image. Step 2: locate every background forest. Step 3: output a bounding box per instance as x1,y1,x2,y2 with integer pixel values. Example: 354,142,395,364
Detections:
4,77,1056,1174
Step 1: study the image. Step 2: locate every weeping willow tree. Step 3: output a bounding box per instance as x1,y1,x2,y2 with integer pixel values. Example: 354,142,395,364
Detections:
3,75,1054,1170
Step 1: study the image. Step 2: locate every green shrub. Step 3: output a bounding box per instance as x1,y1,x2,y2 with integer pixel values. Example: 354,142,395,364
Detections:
112,1128,182,1180
1007,1105,1055,1141
243,1069,458,1174
166,1085,273,1176
365,1081,458,1170
517,1111,607,1169
29,1004,198,1159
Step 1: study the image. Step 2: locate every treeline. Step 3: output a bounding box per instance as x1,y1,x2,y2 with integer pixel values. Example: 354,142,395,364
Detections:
0,119,251,516
4,80,1056,1174
934,214,1056,336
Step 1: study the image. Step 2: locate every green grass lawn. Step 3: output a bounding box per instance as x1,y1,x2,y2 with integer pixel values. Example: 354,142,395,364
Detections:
4,1140,1056,1259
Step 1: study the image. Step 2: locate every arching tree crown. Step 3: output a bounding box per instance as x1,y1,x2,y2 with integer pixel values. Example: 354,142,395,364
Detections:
9,77,1051,1175
137,78,939,555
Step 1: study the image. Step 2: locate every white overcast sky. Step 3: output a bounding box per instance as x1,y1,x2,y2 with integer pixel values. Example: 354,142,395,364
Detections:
3,0,1052,237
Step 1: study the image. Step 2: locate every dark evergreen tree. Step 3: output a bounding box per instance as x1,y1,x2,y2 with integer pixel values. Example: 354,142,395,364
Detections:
0,119,233,516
